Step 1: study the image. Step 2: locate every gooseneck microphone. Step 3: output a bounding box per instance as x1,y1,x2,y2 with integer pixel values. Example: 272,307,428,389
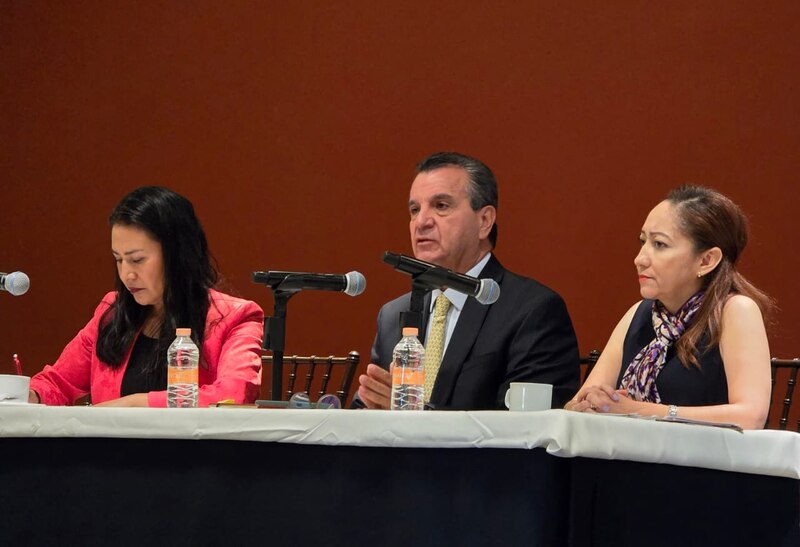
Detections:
382,252,500,305
0,271,30,296
252,270,366,297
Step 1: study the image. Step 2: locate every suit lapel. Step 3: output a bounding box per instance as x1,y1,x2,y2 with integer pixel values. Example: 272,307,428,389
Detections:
430,255,506,406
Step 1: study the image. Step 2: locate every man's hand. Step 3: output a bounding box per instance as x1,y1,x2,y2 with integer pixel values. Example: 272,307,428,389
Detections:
357,363,392,409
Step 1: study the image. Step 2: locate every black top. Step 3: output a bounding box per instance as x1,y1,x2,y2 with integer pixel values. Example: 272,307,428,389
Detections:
617,299,728,406
120,335,167,396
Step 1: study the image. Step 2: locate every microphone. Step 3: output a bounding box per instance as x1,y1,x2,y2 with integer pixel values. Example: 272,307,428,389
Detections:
382,252,500,305
0,271,30,296
252,270,366,297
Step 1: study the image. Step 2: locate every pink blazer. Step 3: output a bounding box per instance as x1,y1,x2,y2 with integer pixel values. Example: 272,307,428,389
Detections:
30,289,264,407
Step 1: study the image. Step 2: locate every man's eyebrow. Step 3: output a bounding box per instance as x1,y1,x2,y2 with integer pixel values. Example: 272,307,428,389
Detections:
408,193,456,207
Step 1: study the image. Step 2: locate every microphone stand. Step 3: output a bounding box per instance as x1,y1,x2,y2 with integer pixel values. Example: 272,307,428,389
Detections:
399,278,430,332
400,278,435,410
255,270,365,401
262,288,299,401
254,272,309,401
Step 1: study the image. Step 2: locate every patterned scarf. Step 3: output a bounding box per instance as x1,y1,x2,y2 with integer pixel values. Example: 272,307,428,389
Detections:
619,292,704,403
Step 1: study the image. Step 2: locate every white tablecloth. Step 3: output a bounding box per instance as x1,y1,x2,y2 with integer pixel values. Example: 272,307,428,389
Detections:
1,405,798,479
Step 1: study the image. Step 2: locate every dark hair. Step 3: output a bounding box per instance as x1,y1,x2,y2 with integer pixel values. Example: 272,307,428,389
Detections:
666,185,773,368
96,186,218,370
416,151,499,248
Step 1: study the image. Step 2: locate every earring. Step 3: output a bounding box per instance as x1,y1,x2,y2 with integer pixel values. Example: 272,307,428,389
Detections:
697,273,703,278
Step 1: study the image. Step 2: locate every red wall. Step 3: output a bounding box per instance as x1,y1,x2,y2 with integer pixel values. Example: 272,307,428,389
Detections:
2,2,798,422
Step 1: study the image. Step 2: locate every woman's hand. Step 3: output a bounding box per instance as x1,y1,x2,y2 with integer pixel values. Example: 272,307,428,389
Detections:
93,393,149,407
565,384,622,413
567,387,660,416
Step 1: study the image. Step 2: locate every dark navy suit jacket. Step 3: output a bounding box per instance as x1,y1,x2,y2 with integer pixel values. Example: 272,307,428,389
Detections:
371,255,580,410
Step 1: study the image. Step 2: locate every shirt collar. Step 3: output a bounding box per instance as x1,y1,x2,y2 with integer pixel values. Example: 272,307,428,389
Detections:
429,252,492,313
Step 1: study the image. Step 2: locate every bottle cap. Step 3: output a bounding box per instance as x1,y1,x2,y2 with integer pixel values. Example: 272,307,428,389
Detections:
401,327,418,336
175,328,192,337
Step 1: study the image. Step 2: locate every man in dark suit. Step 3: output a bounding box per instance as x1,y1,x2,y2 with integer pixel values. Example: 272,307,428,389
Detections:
357,152,579,410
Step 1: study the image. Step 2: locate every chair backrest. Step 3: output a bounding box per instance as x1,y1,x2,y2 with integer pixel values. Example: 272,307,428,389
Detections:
261,351,360,405
769,357,800,432
579,350,601,383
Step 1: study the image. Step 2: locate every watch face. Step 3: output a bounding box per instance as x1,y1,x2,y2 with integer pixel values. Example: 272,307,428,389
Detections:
668,405,678,417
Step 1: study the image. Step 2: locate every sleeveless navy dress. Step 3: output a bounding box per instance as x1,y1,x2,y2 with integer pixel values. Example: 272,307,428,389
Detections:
617,300,729,406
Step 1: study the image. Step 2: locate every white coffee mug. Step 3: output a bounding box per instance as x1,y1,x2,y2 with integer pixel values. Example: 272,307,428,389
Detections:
0,374,31,404
504,382,552,411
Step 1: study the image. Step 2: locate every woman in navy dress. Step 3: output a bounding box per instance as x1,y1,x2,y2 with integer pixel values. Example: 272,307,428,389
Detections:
566,185,772,429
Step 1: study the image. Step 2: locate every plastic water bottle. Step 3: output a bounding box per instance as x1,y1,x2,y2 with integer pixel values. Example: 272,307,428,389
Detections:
167,328,199,408
390,327,425,411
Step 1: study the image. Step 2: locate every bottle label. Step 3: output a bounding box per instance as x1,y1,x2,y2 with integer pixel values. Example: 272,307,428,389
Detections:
168,367,198,385
392,367,423,385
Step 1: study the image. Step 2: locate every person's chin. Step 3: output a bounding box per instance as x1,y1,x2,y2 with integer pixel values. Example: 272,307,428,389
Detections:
131,292,152,306
413,247,441,264
639,288,658,300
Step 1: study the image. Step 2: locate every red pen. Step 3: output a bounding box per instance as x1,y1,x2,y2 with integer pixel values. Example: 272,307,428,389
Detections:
13,353,22,375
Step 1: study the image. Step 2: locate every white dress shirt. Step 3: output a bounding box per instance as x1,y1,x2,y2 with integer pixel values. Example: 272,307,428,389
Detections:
424,252,492,352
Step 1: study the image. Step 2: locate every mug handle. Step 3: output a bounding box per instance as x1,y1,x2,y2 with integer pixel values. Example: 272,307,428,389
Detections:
504,388,511,409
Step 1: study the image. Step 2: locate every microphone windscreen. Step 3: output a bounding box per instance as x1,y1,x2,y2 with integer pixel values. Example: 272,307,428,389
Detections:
344,271,366,296
475,278,500,305
3,271,30,296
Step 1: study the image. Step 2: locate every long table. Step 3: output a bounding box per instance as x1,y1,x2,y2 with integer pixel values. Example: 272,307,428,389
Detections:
1,406,798,546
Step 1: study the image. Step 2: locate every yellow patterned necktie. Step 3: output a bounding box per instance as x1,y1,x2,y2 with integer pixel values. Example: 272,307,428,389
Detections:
424,293,452,402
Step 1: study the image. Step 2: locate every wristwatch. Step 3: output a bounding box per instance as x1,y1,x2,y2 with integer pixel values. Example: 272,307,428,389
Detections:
668,404,679,418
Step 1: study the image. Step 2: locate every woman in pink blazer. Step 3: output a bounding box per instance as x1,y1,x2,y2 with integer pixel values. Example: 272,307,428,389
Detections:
29,187,264,407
